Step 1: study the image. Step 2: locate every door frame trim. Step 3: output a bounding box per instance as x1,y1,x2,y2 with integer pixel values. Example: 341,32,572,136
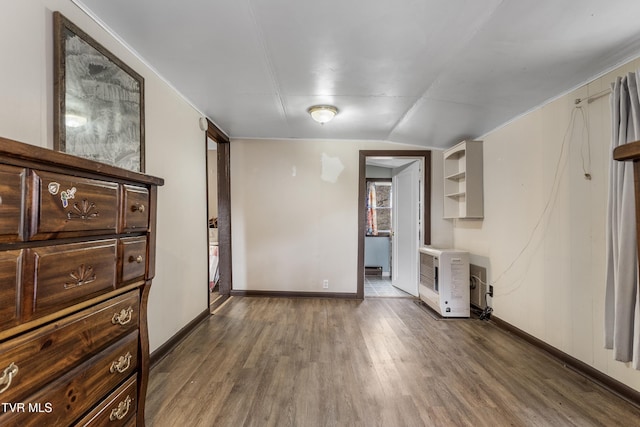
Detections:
206,120,232,296
357,150,431,299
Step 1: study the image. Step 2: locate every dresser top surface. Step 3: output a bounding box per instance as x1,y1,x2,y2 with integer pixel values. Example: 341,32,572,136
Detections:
0,136,164,186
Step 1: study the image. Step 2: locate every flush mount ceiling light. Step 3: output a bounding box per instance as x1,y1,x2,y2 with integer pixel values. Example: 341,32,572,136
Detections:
307,105,338,124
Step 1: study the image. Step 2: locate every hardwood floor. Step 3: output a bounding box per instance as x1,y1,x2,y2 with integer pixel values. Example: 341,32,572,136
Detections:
146,297,640,426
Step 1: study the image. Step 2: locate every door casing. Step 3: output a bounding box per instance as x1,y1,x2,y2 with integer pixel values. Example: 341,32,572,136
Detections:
357,150,431,299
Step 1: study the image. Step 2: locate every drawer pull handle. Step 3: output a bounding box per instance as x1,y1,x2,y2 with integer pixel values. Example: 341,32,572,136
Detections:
128,255,143,264
109,395,132,421
131,203,146,213
0,363,18,394
111,307,134,325
110,352,132,374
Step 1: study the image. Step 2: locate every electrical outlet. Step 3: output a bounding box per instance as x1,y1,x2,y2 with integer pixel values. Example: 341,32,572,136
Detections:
322,279,329,289
489,285,494,297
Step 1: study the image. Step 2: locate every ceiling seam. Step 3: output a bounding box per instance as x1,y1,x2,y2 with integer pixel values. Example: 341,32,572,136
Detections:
386,0,506,144
246,0,290,129
70,0,230,139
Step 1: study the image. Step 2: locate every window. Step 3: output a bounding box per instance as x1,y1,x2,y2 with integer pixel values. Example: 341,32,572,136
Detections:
366,179,392,236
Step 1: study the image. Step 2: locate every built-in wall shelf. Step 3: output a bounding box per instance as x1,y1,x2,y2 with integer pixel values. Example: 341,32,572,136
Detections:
443,140,483,219
446,191,466,198
445,171,466,181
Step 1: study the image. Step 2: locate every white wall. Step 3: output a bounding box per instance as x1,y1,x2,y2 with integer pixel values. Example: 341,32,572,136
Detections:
0,0,209,352
230,139,441,293
452,58,640,391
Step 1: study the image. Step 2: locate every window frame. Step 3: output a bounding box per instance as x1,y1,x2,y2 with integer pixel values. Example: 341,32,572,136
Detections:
365,178,392,237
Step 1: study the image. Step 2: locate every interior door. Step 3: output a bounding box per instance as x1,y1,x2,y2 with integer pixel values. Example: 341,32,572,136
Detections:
392,160,421,296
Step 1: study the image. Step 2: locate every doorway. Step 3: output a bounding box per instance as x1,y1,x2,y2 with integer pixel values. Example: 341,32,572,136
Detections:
364,176,400,297
357,150,431,299
206,137,222,306
204,119,232,312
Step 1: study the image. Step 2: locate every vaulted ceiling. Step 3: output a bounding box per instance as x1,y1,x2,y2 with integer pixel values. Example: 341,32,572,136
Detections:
76,0,640,148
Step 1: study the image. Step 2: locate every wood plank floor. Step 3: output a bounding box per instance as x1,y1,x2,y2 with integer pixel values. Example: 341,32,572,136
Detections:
146,297,640,426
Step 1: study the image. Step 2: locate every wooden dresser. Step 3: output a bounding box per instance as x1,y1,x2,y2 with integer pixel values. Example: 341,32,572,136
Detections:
0,137,163,426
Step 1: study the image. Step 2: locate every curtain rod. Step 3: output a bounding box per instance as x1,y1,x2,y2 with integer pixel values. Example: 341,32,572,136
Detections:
575,88,611,105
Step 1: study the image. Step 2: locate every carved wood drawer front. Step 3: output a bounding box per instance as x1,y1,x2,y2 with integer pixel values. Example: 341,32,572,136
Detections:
73,376,137,426
30,170,119,240
0,331,138,427
122,184,149,232
0,164,25,242
24,239,117,320
0,291,139,404
0,250,22,330
120,236,147,283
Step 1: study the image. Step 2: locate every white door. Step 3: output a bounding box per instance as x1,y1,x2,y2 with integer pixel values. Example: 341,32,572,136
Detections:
392,160,421,296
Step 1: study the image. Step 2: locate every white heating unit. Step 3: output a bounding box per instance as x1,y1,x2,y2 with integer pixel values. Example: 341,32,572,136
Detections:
419,247,470,317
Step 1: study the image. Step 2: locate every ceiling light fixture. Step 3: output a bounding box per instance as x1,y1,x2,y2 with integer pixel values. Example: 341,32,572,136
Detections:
307,105,338,124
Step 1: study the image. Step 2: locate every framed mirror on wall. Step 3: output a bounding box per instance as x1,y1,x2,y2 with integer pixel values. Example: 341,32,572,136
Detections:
53,12,145,173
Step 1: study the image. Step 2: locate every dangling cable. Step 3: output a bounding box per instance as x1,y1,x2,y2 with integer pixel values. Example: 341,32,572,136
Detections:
577,106,592,180
491,105,588,296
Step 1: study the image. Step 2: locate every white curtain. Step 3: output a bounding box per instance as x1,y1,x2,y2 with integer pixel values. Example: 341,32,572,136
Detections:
605,71,640,368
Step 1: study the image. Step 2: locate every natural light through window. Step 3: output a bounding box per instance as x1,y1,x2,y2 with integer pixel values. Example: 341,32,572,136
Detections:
366,180,392,236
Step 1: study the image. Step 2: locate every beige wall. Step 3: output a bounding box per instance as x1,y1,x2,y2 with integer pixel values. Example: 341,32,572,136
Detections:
452,58,640,391
1,0,209,352
230,139,446,293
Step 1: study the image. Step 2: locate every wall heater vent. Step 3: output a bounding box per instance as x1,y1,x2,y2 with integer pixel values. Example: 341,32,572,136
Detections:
418,247,469,317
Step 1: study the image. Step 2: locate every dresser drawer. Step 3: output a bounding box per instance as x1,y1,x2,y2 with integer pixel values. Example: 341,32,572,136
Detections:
0,331,139,427
120,236,147,283
30,171,119,240
73,376,137,426
0,165,26,242
121,185,149,232
23,239,117,320
0,291,139,404
0,250,22,329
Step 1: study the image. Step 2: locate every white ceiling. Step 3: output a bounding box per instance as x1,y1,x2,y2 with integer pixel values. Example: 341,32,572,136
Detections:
75,0,640,149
